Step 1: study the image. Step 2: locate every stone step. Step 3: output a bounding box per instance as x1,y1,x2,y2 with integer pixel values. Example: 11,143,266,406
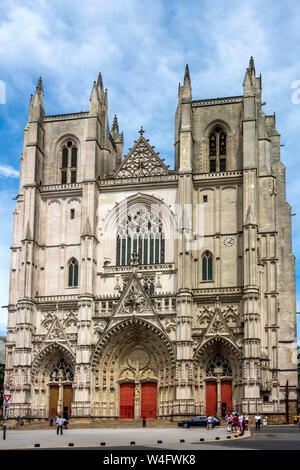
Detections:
7,418,178,430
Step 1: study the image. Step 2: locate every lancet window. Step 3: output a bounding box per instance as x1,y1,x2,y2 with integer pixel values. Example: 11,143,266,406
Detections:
68,258,79,287
209,126,227,173
60,139,78,184
202,251,213,281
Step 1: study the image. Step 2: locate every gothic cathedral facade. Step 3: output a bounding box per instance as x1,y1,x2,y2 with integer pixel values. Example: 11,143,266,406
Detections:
4,58,298,421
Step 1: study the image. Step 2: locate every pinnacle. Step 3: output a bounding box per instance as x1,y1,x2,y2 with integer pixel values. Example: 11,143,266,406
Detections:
97,72,104,90
36,76,43,92
248,56,255,76
184,64,190,80
112,114,119,133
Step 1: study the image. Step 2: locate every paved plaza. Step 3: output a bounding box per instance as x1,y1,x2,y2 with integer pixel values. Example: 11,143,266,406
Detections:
0,425,244,450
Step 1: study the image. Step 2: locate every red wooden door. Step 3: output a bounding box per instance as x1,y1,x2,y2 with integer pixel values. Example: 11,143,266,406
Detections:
141,383,157,419
120,383,135,419
221,381,232,413
206,381,217,416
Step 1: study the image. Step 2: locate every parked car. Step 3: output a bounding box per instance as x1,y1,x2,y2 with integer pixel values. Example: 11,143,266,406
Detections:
178,416,220,428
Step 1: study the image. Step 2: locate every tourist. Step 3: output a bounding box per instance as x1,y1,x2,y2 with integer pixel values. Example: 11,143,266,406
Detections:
56,415,64,435
233,413,239,433
207,415,212,430
255,413,261,430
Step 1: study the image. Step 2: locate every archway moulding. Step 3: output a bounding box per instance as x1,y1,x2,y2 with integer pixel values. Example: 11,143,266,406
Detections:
91,316,176,371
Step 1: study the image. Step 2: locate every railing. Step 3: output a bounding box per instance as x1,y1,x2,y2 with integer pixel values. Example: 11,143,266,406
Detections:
102,263,175,274
41,183,82,192
193,170,243,180
99,174,177,186
192,96,243,106
192,286,243,295
44,111,89,121
35,294,79,302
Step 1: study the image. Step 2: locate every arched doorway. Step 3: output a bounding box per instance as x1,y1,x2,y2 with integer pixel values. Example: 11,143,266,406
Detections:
194,337,242,417
205,353,233,416
31,344,75,419
91,318,176,419
48,357,74,419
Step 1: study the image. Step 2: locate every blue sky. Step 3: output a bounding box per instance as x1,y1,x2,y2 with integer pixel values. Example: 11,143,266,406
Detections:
0,0,299,338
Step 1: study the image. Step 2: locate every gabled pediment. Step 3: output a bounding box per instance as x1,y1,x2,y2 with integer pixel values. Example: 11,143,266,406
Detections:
198,300,239,351
105,272,165,332
114,134,169,178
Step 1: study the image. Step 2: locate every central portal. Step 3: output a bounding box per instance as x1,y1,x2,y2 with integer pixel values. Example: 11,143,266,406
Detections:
119,382,157,419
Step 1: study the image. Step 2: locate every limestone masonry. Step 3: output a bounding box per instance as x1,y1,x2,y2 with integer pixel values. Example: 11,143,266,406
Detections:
4,58,297,421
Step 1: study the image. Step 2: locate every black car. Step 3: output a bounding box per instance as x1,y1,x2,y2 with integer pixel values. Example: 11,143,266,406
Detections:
178,416,220,428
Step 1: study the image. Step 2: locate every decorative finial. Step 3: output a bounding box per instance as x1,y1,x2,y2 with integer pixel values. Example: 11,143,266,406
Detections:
249,56,255,75
112,115,119,133
139,126,144,136
184,64,190,80
97,72,103,90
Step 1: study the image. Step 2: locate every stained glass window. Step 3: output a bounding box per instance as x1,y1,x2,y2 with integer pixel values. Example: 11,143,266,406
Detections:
206,353,232,377
116,207,165,266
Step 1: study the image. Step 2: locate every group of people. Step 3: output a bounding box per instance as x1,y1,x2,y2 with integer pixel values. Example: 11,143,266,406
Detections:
225,412,249,434
49,415,69,434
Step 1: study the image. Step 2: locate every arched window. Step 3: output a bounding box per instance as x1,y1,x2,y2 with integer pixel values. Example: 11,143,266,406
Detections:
208,126,227,173
60,140,78,184
202,251,213,281
68,258,79,287
50,358,74,383
206,353,232,377
116,206,165,266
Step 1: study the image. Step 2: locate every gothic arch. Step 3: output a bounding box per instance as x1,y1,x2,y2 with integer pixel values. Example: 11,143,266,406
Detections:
90,317,176,418
51,133,81,185
98,192,175,265
193,335,241,366
91,317,176,370
32,342,75,377
203,119,232,136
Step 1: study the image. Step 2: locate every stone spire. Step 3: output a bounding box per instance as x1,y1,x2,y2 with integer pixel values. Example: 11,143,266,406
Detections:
29,76,44,120
97,72,104,91
184,64,191,86
112,114,119,134
178,63,192,100
89,80,101,113
248,56,256,76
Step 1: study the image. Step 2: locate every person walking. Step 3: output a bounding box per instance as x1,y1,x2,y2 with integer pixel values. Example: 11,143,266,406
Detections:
244,414,249,431
226,413,232,433
255,413,261,430
56,415,63,435
233,413,239,433
207,415,212,430
238,413,244,434
49,415,54,426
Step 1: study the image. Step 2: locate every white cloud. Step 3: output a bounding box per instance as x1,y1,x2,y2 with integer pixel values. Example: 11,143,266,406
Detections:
0,0,299,331
0,165,19,178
